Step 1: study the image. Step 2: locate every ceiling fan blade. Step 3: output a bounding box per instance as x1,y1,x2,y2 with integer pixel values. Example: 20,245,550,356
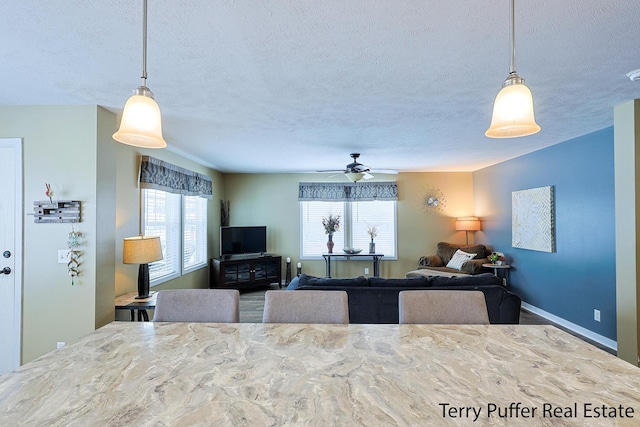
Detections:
314,169,347,173
369,168,398,175
363,172,374,180
325,173,344,179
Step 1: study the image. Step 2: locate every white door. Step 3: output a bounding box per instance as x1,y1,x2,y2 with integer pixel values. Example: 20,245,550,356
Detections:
0,138,22,374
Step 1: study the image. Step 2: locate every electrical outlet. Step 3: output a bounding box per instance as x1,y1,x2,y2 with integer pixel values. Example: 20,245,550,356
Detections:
364,267,369,275
56,342,66,349
57,250,69,264
594,309,601,322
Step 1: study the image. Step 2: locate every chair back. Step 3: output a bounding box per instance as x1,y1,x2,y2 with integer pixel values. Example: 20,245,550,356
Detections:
262,290,349,324
153,289,240,322
398,290,489,324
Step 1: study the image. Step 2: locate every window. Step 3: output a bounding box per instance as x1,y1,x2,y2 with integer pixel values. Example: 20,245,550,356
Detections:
301,201,345,258
143,189,208,285
183,195,207,272
300,200,397,259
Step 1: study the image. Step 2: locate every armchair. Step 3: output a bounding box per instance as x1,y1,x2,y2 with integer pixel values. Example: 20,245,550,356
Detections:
417,242,490,276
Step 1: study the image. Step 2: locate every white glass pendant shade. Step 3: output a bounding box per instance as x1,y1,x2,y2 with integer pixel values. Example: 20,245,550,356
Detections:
345,172,364,182
113,93,167,148
485,82,540,138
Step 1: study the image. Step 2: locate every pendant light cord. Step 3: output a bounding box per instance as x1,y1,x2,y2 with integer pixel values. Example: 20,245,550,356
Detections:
141,0,148,87
509,0,516,75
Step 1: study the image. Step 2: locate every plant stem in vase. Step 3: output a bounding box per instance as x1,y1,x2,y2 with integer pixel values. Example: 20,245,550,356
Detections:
369,238,375,254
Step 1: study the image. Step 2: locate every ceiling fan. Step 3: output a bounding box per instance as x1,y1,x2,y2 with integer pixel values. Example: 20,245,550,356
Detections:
317,153,398,182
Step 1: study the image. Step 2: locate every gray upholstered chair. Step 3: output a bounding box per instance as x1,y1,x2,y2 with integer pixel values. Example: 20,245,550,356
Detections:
398,290,490,324
262,290,349,324
153,289,240,322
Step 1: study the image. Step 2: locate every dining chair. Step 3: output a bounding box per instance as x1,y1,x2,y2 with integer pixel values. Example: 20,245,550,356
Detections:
262,290,349,324
153,289,240,322
398,290,490,324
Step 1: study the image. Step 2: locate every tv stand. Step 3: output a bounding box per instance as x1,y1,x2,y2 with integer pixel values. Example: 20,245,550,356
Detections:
210,255,282,290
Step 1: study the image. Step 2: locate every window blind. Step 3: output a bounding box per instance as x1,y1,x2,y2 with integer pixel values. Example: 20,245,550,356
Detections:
300,201,345,257
144,189,181,282
183,195,207,271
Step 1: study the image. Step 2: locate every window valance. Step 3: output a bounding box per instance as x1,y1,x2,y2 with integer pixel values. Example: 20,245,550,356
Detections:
140,156,213,199
298,181,398,202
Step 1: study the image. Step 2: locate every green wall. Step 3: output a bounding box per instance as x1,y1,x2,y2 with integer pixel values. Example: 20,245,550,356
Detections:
222,172,476,279
0,103,475,363
113,135,224,320
0,105,224,362
0,106,107,363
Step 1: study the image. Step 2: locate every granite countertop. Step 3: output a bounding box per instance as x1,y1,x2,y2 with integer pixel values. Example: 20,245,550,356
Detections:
0,322,639,426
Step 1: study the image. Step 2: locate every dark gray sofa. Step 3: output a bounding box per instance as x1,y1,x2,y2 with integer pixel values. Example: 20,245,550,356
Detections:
287,273,521,324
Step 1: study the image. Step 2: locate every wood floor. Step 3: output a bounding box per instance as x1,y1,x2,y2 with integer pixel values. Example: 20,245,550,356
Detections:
239,285,615,355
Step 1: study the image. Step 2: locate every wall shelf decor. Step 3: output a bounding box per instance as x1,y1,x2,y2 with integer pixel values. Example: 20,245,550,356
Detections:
32,200,81,223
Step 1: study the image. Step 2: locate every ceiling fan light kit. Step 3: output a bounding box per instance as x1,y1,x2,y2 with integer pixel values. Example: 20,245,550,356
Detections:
627,69,640,81
486,0,540,139
113,0,167,149
345,172,365,182
316,153,397,182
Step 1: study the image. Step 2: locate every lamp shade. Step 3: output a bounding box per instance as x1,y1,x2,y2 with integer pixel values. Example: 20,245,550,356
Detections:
455,217,481,231
113,94,167,148
123,235,163,264
485,83,540,138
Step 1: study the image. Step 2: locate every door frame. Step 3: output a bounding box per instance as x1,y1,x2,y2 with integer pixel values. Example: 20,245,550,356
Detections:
1,138,23,369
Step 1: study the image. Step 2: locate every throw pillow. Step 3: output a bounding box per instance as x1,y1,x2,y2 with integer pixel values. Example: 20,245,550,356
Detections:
445,249,476,270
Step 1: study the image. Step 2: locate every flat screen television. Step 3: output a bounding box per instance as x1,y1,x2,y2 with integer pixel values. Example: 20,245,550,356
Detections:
220,226,267,256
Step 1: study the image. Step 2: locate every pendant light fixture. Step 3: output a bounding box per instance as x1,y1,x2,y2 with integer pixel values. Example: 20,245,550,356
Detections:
113,0,167,148
485,0,540,138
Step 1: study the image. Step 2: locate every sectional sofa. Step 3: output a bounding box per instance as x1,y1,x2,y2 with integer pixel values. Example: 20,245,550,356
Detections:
287,273,521,324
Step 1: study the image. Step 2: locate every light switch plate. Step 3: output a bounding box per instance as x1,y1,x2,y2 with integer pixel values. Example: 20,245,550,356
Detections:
57,250,69,264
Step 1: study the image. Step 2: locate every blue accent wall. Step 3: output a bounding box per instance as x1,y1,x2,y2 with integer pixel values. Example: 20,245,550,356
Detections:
473,128,616,340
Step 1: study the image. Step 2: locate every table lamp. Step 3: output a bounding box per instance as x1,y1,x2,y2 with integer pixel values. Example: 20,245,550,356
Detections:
123,235,163,299
455,217,481,245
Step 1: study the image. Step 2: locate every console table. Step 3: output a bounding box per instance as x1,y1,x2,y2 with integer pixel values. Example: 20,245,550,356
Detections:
114,291,157,321
322,253,384,277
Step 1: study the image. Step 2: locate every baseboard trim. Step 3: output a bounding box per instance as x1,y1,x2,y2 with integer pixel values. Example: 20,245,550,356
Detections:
521,302,617,351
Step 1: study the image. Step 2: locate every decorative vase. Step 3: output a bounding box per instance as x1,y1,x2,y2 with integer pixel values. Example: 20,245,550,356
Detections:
369,239,375,254
327,234,334,253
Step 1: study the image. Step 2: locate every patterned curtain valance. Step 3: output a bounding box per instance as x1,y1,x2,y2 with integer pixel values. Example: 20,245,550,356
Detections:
140,156,213,199
298,181,398,202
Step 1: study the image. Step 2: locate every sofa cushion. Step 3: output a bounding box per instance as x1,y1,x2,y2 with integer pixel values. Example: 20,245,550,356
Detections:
368,276,430,288
418,255,444,267
286,276,301,290
298,274,369,288
437,242,487,265
428,273,501,287
459,259,488,275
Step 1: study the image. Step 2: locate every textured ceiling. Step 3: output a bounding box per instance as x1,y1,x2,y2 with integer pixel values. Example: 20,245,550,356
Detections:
2,1,640,173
